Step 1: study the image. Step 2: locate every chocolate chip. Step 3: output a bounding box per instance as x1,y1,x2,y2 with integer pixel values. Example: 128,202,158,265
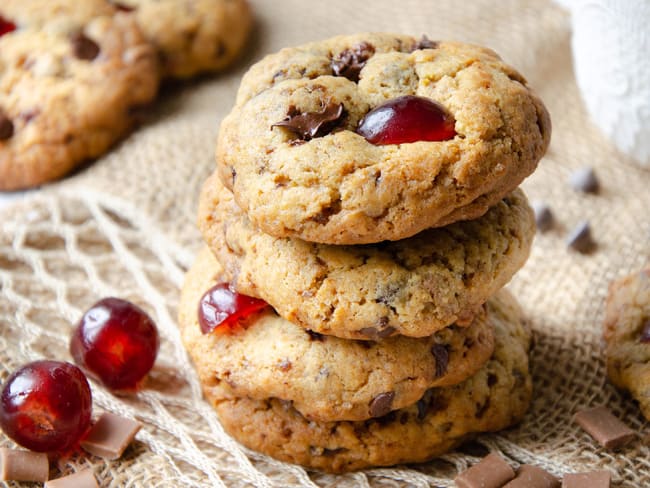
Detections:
532,201,554,232
566,221,596,253
413,35,439,50
369,392,395,417
475,398,490,419
0,111,14,140
71,32,100,61
272,102,344,141
108,0,135,11
416,389,434,421
359,324,395,340
305,329,325,342
573,406,636,450
640,318,650,343
331,42,375,82
431,344,449,378
454,452,515,488
569,167,599,194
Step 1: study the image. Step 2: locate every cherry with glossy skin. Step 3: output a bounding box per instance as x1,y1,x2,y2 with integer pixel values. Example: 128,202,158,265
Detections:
199,283,269,334
70,297,160,391
0,360,92,453
357,95,456,145
0,16,16,37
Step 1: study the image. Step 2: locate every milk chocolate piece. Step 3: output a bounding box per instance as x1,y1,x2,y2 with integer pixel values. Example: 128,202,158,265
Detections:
272,102,345,141
44,469,98,488
0,448,49,482
80,412,142,459
503,465,560,488
573,406,636,449
532,200,554,232
369,392,395,417
566,221,595,253
562,470,611,488
569,167,599,194
454,452,515,488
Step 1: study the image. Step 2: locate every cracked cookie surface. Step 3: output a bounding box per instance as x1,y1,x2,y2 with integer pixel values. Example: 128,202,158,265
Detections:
603,267,650,421
178,248,495,422
199,174,534,339
200,286,533,472
215,33,550,244
0,10,159,190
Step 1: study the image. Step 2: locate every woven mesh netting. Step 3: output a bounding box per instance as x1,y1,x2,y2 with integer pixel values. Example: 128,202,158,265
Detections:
1,0,649,486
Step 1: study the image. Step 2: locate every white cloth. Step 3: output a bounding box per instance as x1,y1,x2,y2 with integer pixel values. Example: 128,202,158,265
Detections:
558,0,650,167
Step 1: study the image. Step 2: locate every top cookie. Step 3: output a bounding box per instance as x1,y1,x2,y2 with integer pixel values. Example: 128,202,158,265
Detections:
0,10,159,191
216,33,551,244
603,267,650,421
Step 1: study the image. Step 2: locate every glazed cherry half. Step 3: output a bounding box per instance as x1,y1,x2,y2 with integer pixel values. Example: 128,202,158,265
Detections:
357,95,456,145
199,283,269,334
0,360,92,453
70,297,160,391
0,16,16,37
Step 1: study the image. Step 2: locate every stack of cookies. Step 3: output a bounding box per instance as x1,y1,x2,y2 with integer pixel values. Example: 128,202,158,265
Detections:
179,33,551,472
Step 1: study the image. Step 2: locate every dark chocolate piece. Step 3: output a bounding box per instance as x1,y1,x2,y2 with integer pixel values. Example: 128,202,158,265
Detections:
331,42,375,82
272,103,344,141
566,221,595,253
640,318,650,343
70,32,100,61
569,167,599,194
305,329,325,342
369,392,395,417
532,201,554,232
562,470,611,488
414,35,439,50
80,412,142,460
359,325,396,340
0,448,49,482
44,469,98,488
573,406,636,449
454,452,515,488
0,110,14,140
503,465,560,488
431,344,449,378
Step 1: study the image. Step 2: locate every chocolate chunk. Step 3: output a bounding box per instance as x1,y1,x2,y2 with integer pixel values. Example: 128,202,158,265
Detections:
416,389,434,420
331,42,375,82
71,32,100,61
532,200,554,232
503,465,560,488
566,221,595,253
573,406,636,449
272,102,344,141
413,35,439,50
569,167,599,194
108,1,136,12
0,448,49,482
640,318,650,343
305,329,325,341
359,325,395,340
44,469,98,488
80,412,142,460
431,344,449,378
369,392,394,417
0,110,14,140
454,452,515,488
562,470,611,488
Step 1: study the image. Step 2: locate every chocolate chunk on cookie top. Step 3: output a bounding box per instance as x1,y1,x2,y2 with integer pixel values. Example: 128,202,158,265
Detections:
216,33,551,244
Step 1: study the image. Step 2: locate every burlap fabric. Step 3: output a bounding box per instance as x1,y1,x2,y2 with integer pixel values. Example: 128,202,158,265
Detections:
1,0,648,486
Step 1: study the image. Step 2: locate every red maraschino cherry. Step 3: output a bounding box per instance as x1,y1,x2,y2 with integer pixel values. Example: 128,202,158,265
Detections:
0,360,92,453
70,297,159,391
0,16,16,37
198,283,269,334
357,95,456,145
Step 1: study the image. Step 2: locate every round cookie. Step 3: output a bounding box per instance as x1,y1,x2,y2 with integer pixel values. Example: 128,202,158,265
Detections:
115,0,252,79
179,248,495,422
0,13,159,191
215,33,551,244
200,288,533,473
603,267,650,421
199,174,535,339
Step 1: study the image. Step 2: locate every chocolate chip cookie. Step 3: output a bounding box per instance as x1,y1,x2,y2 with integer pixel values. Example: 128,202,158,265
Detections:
179,248,496,421
215,33,550,244
113,0,252,78
0,12,159,190
199,287,533,472
199,174,535,339
603,267,650,420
